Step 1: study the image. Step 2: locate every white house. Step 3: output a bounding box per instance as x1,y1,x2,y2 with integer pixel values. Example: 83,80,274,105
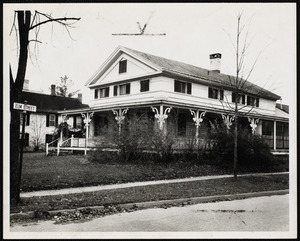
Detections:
58,46,289,153
20,85,88,151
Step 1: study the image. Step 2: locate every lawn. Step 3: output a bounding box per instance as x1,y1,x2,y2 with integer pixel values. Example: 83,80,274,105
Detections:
21,152,236,192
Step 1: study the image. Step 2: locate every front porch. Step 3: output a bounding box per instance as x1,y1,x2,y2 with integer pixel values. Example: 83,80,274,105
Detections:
48,103,289,156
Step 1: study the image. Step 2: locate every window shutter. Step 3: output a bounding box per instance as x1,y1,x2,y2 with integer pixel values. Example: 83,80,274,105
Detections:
208,87,213,98
232,92,236,102
187,83,192,94
46,114,49,127
114,85,118,96
256,98,259,107
55,115,59,127
105,87,109,97
73,116,76,128
126,83,130,94
26,113,30,126
94,89,98,99
219,90,224,100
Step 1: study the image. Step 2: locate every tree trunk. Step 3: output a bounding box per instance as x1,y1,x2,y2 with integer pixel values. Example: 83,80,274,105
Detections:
233,106,238,178
10,11,31,205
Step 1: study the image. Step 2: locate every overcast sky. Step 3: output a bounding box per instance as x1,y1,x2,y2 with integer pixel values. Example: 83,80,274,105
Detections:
4,3,296,105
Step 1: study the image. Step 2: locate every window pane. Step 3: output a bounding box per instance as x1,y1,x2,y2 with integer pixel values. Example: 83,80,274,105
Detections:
94,89,98,99
114,85,118,96
187,83,192,94
120,85,127,95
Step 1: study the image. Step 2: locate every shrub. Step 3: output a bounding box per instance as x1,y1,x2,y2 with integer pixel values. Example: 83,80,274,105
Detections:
208,120,274,170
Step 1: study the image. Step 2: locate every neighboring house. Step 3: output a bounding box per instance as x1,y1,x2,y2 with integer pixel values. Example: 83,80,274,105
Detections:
58,46,289,153
20,85,88,151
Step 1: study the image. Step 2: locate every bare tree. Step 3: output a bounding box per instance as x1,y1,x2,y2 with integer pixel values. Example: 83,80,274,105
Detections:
29,115,46,151
10,10,80,205
54,75,79,97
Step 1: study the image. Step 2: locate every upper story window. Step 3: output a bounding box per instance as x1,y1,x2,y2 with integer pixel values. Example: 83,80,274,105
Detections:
174,80,191,94
232,92,245,104
208,87,224,100
247,95,259,107
140,79,150,92
119,60,127,74
118,83,131,95
100,87,109,98
46,113,57,127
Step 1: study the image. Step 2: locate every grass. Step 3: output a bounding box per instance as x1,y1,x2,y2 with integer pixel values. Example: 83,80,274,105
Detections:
13,174,288,214
21,152,235,192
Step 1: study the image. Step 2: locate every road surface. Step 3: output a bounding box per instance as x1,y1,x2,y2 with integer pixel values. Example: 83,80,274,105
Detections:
10,194,289,233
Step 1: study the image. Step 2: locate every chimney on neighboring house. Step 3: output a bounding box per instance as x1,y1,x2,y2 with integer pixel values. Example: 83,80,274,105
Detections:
23,79,29,91
209,53,222,73
51,84,56,96
77,93,82,103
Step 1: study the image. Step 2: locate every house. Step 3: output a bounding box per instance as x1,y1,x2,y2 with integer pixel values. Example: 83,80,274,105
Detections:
57,46,289,154
20,84,89,151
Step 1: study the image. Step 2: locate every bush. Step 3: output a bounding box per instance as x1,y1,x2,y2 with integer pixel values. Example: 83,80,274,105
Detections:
208,121,275,170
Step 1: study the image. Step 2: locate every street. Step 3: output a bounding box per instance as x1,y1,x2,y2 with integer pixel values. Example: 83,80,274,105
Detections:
9,194,289,234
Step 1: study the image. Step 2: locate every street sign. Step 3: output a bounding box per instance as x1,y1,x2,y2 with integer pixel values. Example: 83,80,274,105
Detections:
13,102,36,112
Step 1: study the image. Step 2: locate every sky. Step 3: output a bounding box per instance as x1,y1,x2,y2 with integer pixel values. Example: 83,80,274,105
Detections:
4,3,296,105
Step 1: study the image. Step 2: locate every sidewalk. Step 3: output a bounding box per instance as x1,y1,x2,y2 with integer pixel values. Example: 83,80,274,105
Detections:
20,172,288,198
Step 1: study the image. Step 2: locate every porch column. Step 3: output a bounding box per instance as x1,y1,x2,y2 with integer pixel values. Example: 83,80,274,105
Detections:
81,112,94,147
60,114,68,145
190,109,206,141
151,105,172,131
274,120,277,151
247,117,260,135
112,108,128,134
221,114,235,129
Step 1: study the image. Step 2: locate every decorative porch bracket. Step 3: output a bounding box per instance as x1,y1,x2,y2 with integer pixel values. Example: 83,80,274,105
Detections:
221,113,235,129
190,109,206,139
112,108,129,133
81,112,94,147
151,105,172,130
247,117,260,134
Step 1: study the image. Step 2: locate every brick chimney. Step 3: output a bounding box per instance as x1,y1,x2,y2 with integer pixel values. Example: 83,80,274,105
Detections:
210,53,222,73
77,93,82,103
51,84,56,96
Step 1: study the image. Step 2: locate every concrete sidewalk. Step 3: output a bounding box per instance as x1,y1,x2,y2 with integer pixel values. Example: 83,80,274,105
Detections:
20,172,288,198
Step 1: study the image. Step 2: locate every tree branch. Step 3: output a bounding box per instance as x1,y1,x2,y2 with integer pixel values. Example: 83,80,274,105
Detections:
29,17,81,30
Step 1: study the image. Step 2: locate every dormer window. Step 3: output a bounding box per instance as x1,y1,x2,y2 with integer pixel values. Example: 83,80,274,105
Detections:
208,87,224,100
100,87,109,98
174,80,191,94
119,60,127,74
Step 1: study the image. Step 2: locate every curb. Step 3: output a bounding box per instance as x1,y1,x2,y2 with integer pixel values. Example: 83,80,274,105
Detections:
10,189,289,221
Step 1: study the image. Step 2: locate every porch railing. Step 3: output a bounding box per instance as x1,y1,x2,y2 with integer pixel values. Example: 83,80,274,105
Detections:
45,137,60,156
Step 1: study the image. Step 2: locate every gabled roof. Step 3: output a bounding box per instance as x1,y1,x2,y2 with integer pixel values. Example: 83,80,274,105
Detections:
20,91,89,113
117,46,280,101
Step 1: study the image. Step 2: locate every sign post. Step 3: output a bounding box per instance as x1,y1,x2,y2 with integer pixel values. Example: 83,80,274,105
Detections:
13,101,36,203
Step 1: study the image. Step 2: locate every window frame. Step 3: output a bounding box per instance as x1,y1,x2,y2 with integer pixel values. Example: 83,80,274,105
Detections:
140,79,150,92
49,114,56,127
119,60,127,74
208,87,223,100
119,83,130,95
174,80,192,95
99,87,109,98
247,95,259,107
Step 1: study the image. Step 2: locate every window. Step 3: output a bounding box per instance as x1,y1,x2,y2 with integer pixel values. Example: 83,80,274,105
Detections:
73,116,82,128
46,114,57,127
120,83,130,95
140,79,150,92
174,80,192,94
94,89,98,99
247,96,259,107
208,87,224,100
119,60,127,73
100,87,109,98
262,120,273,136
178,113,187,137
232,93,245,104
